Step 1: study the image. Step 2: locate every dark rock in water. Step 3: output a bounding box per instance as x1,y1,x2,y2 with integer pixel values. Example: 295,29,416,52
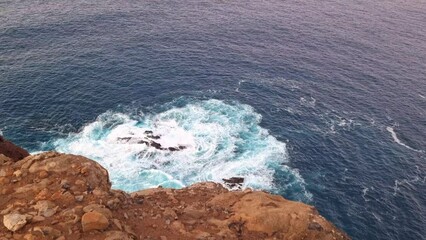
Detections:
148,135,161,139
222,177,244,189
116,134,186,152
223,177,244,184
118,137,132,142
137,140,149,145
0,136,30,161
145,130,161,139
150,141,162,150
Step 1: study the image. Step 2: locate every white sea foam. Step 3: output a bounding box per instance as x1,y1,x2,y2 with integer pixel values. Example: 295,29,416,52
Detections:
235,80,245,92
51,99,310,198
299,96,316,108
386,126,423,153
362,187,370,202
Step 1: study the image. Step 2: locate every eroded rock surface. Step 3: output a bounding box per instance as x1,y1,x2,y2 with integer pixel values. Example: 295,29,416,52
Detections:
0,138,350,240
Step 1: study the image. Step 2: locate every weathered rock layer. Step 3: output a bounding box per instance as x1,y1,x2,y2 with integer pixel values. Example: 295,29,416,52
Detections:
0,138,350,240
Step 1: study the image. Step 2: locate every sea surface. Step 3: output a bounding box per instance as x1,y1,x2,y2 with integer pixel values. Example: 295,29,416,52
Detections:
1,0,425,239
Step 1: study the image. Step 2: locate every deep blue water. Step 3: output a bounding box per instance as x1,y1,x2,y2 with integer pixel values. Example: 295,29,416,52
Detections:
1,1,426,239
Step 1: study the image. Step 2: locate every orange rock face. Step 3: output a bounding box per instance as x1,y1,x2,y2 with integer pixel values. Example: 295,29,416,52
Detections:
0,138,351,240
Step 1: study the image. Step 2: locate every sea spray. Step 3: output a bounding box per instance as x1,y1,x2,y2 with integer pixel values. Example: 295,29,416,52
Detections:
49,99,311,200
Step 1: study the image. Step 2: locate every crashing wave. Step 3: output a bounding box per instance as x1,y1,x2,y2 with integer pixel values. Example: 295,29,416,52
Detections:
47,99,311,200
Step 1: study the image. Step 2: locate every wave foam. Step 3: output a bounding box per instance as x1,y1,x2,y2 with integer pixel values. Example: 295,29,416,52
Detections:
49,99,310,199
386,126,424,153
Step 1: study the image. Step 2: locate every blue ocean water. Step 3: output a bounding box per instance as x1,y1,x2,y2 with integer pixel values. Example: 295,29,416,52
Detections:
1,0,425,239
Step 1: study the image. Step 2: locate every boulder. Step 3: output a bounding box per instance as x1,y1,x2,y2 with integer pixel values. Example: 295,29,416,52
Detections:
81,212,109,232
3,213,27,232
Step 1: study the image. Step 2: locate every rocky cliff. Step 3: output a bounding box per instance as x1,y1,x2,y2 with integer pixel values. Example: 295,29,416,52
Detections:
0,138,350,240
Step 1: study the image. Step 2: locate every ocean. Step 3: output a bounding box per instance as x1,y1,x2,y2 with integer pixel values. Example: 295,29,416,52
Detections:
1,0,425,239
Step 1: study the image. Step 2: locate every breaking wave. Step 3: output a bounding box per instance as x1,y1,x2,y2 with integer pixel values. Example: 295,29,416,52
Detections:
47,99,311,200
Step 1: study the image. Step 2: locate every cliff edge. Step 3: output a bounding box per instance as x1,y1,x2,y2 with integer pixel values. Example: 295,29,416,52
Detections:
0,138,350,240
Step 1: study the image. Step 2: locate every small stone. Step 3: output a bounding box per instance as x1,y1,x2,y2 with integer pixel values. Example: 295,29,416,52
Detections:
112,219,122,230
35,188,49,201
170,221,186,234
104,231,134,240
80,166,89,175
33,226,61,238
134,196,144,204
61,181,71,191
23,234,36,240
163,207,178,220
160,236,168,240
39,171,49,179
75,179,85,185
0,154,11,164
75,195,84,202
0,205,14,215
3,213,27,232
81,212,109,232
13,170,22,177
123,224,136,236
92,189,106,196
0,167,12,177
34,200,57,217
195,231,211,240
83,204,112,219
12,233,23,240
31,216,45,222
106,198,120,210
183,205,204,219
23,215,33,222
308,222,323,231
